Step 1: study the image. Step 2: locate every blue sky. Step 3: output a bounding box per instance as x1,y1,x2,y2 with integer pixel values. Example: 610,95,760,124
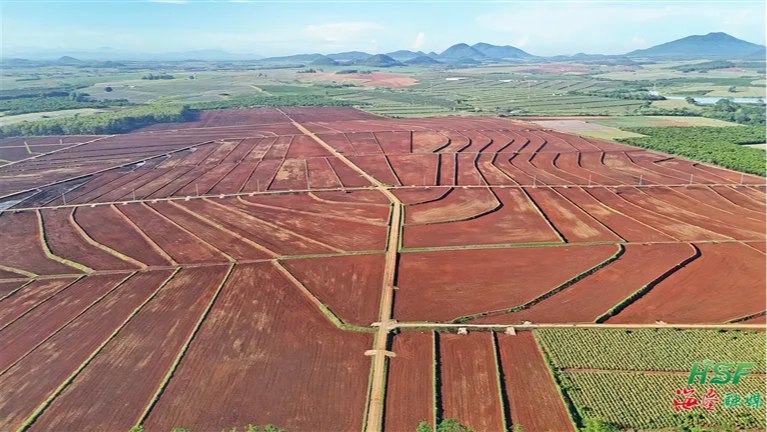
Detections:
2,1,765,57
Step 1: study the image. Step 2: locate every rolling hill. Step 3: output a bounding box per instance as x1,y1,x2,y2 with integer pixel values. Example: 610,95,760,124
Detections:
472,42,532,59
626,32,766,59
439,43,487,59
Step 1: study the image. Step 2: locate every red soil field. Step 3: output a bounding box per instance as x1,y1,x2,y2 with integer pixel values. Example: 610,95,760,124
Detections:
511,153,571,185
269,159,308,190
412,131,450,152
655,158,735,184
711,186,766,212
477,153,517,185
747,242,766,253
393,187,450,205
439,154,456,185
439,332,504,431
243,193,390,223
282,253,384,326
532,130,579,153
473,243,696,324
627,152,706,183
554,152,623,186
658,185,765,223
285,134,334,158
739,186,767,202
497,332,575,432
66,171,150,204
306,158,343,189
0,270,173,431
95,170,173,203
142,263,373,432
0,273,127,371
0,211,80,275
616,187,761,240
174,144,218,167
405,187,498,224
389,154,439,186
73,206,172,266
477,130,513,153
116,203,226,264
174,163,238,196
498,131,531,153
316,133,357,154
603,152,683,184
519,131,546,153
281,106,383,123
555,187,673,242
348,155,401,185
40,209,138,271
641,187,765,236
403,187,560,248
43,172,126,205
242,137,274,162
208,162,258,194
608,242,766,324
546,131,602,152
0,280,28,299
146,165,211,198
455,153,484,186
228,197,387,251
460,130,492,152
148,201,271,260
240,158,282,192
264,135,294,160
374,131,411,154
221,139,258,163
692,163,764,185
526,187,621,242
120,167,194,200
578,152,636,184
347,132,385,155
394,244,618,322
28,266,229,432
384,331,434,432
531,153,589,184
0,277,77,328
312,189,390,204
179,199,333,256
585,187,727,241
494,154,535,185
328,158,373,187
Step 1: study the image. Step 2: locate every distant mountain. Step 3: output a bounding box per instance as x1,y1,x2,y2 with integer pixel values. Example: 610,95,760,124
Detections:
261,53,326,62
426,51,440,59
441,57,481,65
405,55,441,65
7,47,262,61
626,32,766,59
56,56,82,65
386,50,426,60
472,42,531,59
327,51,371,61
744,48,766,60
310,55,341,66
440,43,487,59
354,54,405,67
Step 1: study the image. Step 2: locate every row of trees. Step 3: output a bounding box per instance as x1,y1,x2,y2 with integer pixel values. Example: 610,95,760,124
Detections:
142,73,175,80
0,105,193,137
187,94,354,110
0,92,132,116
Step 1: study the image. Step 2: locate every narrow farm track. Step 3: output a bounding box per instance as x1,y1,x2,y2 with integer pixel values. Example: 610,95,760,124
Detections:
285,113,401,432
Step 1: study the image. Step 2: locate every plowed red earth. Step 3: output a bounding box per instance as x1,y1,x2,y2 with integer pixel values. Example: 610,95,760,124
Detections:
608,242,766,324
394,245,618,322
439,332,504,431
384,331,433,432
142,263,373,432
497,332,575,432
0,211,80,275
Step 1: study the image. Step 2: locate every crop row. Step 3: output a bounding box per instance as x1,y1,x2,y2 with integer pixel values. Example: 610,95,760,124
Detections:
535,328,766,372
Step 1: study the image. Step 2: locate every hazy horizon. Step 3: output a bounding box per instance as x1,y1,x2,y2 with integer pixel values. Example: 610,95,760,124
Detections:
2,1,766,58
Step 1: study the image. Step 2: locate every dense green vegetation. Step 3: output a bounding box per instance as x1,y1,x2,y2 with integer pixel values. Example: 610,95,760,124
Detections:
0,95,132,115
536,328,766,372
0,105,192,137
670,60,735,72
616,126,766,176
186,94,355,110
703,99,765,126
417,418,473,432
142,73,175,80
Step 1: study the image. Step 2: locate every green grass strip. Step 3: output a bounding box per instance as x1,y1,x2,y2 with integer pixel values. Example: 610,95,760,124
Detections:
36,209,93,273
728,310,767,323
18,268,181,432
491,332,510,432
532,331,582,431
0,264,37,279
450,244,624,324
0,279,36,302
595,244,701,323
432,331,441,429
134,264,234,428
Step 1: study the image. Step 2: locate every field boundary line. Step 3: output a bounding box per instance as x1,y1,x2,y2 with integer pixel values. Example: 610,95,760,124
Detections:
140,202,234,262
595,243,700,323
550,186,626,242
17,268,181,432
491,332,511,432
69,207,147,269
0,275,84,333
110,204,178,266
35,209,93,273
272,260,374,333
450,244,624,324
203,197,345,253
0,272,137,377
166,200,280,258
534,334,581,431
0,135,113,170
520,185,567,242
0,279,36,303
235,196,386,226
0,264,36,279
727,310,766,324
133,264,234,429
406,187,502,227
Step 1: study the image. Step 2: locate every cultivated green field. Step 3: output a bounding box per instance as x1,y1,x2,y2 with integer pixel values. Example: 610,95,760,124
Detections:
587,115,740,129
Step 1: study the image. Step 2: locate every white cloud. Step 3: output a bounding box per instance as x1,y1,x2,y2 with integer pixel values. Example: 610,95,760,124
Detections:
410,32,426,50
